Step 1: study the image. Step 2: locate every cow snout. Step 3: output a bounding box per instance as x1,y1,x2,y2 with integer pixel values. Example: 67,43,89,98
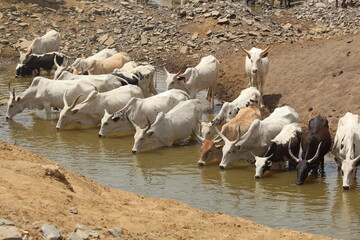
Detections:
56,126,60,130
255,175,261,179
251,69,258,73
197,161,205,166
132,150,137,154
98,134,104,138
5,116,9,120
296,180,304,185
219,165,225,169
343,186,350,190
14,75,19,78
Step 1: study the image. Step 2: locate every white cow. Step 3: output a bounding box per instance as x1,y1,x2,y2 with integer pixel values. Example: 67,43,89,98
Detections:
56,85,144,130
251,123,302,178
131,99,202,153
200,121,218,140
240,45,271,97
6,76,124,120
19,30,61,64
216,106,299,168
98,89,190,137
72,48,118,75
86,52,131,75
165,55,219,109
211,87,262,126
113,61,138,72
332,112,360,190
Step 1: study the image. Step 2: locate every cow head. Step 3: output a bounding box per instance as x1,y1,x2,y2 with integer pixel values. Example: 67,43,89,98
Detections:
18,49,32,64
250,142,276,178
240,44,271,74
6,84,24,120
164,66,187,92
54,57,71,80
215,126,243,169
289,140,322,185
193,130,223,166
131,112,167,153
98,109,134,137
341,156,360,190
56,91,85,130
200,121,217,140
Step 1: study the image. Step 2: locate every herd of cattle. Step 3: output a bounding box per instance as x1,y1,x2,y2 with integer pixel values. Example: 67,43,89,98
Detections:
6,30,360,190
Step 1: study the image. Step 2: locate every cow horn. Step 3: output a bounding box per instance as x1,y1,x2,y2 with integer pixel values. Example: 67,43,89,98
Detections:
63,90,69,107
307,142,322,164
333,150,345,164
213,136,223,144
69,93,83,110
240,44,251,58
175,70,181,77
192,129,204,142
215,127,230,144
235,125,242,144
163,66,170,75
54,56,60,68
126,115,138,129
8,83,15,98
288,139,300,163
261,44,272,55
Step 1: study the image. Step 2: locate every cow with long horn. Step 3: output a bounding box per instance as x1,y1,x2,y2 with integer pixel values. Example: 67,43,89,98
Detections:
196,105,261,166
131,99,202,153
216,106,299,169
240,44,271,106
288,115,331,185
250,123,302,179
56,85,144,130
332,112,360,190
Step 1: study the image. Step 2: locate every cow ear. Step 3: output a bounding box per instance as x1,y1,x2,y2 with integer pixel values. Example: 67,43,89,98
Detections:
236,145,241,150
261,52,268,58
215,144,222,149
16,96,21,102
147,130,154,137
71,109,79,114
247,159,256,164
266,160,272,167
177,76,186,81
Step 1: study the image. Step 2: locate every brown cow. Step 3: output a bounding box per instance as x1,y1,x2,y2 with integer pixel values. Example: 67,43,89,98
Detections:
86,52,131,75
195,105,261,166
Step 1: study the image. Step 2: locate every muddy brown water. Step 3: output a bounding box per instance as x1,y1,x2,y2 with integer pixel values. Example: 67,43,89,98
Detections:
0,64,359,239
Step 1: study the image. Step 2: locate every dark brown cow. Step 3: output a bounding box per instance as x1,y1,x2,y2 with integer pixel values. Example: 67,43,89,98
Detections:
289,115,332,185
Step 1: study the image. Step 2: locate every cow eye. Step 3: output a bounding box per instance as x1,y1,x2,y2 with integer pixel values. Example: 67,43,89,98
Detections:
229,111,232,115
208,150,212,153
171,82,174,85
340,144,344,149
207,131,211,135
341,170,344,176
140,137,143,141
104,122,108,126
9,105,13,108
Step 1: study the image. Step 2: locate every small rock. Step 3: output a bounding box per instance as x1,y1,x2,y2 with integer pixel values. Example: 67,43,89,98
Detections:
19,23,29,28
0,219,14,226
92,8,103,15
75,224,100,239
282,23,293,30
0,12,3,19
206,30,212,36
103,36,115,46
211,11,221,18
140,35,148,45
308,107,313,112
0,226,22,240
217,18,229,25
67,232,83,240
41,224,62,240
70,207,78,214
180,46,188,54
191,32,198,40
248,31,259,36
108,226,123,237
178,10,186,18
143,25,154,31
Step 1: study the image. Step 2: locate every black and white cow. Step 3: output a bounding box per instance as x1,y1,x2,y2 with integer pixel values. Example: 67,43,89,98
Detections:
15,52,65,77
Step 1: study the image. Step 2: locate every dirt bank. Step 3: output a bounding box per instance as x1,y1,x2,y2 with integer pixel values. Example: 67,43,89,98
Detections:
0,141,334,239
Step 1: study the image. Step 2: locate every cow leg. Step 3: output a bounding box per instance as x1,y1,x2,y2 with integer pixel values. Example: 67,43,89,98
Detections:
43,103,52,120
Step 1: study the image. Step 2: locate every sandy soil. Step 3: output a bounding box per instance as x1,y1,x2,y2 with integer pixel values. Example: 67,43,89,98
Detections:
0,141,334,239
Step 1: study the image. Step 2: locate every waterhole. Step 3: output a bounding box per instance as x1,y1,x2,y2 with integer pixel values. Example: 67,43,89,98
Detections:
0,64,359,239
